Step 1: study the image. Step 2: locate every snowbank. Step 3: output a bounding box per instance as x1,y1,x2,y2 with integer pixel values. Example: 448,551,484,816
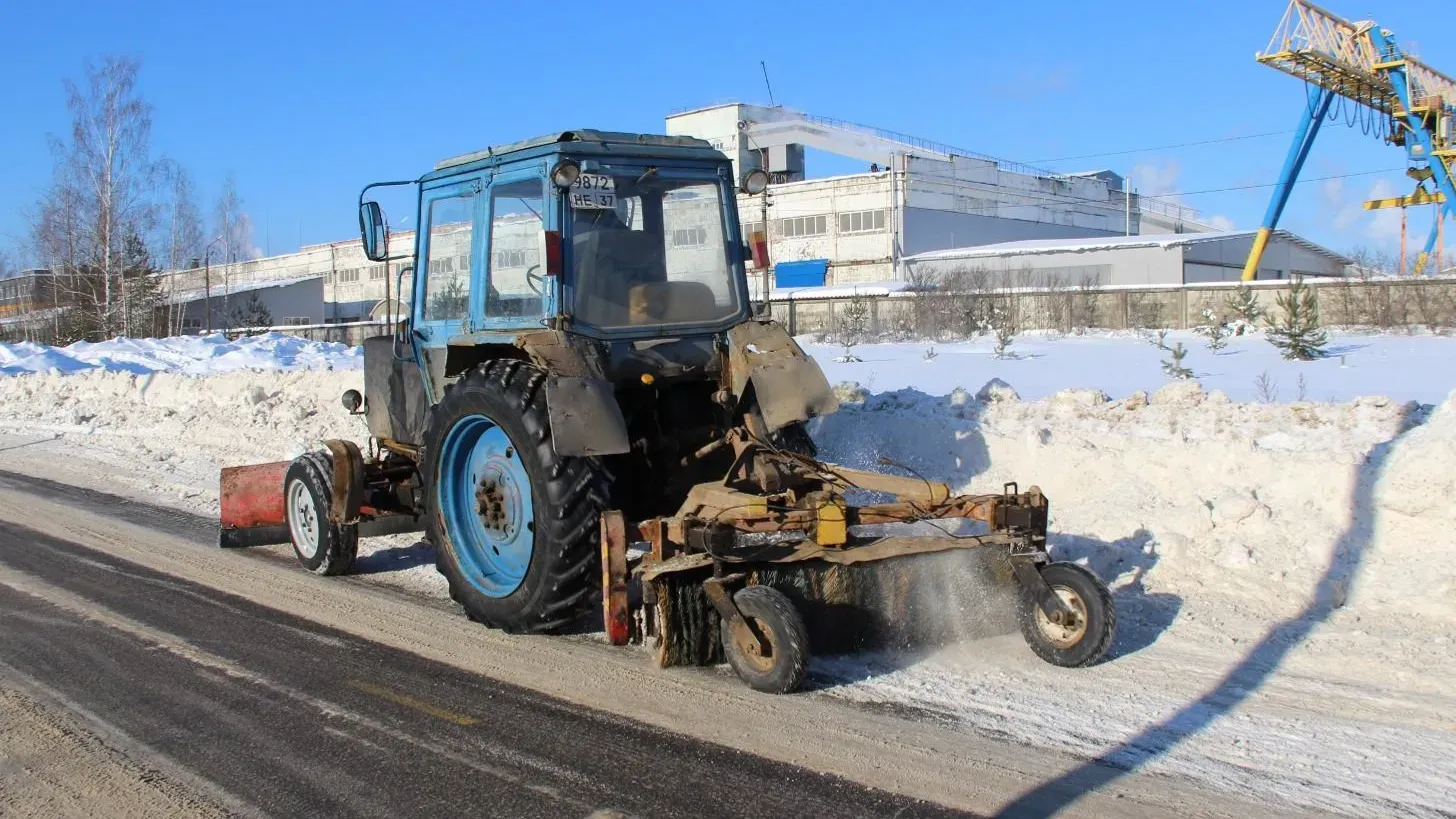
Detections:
0,333,361,378
812,378,1452,631
0,356,1446,635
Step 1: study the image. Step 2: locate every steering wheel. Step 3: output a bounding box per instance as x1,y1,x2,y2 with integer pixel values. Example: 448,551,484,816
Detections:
525,265,543,295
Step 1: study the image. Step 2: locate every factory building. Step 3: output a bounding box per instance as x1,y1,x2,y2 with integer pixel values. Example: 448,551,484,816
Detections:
148,104,1344,325
664,103,1223,290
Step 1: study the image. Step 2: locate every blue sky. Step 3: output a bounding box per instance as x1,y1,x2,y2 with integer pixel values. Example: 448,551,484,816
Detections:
1,0,1450,266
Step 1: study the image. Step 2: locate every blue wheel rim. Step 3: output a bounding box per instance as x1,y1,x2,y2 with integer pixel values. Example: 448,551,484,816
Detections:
438,414,534,598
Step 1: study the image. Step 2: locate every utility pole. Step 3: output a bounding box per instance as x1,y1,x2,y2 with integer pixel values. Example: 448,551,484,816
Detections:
1124,177,1132,236
203,235,224,333
759,188,771,304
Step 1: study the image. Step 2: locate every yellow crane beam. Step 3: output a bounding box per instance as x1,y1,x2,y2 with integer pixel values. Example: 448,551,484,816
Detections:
1363,189,1446,209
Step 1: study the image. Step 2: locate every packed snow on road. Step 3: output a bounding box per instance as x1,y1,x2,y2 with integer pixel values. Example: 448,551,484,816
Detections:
1,329,1453,817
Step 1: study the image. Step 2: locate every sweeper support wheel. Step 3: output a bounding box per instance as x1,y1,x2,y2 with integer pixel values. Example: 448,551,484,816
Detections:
1015,561,1115,667
711,583,809,694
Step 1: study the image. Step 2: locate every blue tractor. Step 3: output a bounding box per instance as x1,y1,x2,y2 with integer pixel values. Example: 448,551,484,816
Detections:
220,130,1113,693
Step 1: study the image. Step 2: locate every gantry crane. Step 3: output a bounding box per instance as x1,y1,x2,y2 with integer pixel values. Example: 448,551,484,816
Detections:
1243,0,1456,279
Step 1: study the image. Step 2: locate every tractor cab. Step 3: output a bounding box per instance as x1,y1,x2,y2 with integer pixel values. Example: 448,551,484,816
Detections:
359,130,769,351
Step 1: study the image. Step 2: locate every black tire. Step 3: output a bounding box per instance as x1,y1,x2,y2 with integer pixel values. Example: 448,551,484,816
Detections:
422,360,609,634
720,585,809,693
284,452,358,576
1017,562,1115,667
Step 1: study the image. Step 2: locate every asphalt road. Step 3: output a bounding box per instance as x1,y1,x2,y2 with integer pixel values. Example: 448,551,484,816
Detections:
0,469,1314,819
0,500,967,818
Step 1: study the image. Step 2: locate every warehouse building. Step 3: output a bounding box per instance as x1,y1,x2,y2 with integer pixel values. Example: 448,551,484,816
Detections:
903,229,1351,287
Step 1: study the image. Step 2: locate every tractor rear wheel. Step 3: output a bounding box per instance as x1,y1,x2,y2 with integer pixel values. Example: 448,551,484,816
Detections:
422,360,609,634
284,452,358,576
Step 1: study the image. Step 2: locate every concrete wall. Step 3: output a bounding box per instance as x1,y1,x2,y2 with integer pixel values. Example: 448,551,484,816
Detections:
768,276,1456,337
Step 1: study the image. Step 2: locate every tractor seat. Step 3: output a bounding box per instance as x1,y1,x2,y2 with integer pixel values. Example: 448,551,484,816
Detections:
627,281,720,324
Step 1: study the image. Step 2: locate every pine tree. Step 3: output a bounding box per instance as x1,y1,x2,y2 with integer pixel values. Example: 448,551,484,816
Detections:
990,297,1016,359
1162,342,1193,379
1265,276,1327,361
429,278,468,321
834,291,871,363
1194,307,1230,352
1225,285,1263,336
227,292,274,330
121,232,163,338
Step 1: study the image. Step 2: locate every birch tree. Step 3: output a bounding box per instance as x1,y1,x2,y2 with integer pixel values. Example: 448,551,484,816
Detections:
159,162,205,334
30,56,160,339
212,174,255,316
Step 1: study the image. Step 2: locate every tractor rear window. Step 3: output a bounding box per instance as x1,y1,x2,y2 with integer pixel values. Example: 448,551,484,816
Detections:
570,178,740,330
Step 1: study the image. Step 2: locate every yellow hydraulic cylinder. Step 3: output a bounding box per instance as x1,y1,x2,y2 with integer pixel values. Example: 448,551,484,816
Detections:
1240,227,1274,281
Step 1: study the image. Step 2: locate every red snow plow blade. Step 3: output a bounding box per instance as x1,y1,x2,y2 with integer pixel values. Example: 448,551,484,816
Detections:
219,461,291,548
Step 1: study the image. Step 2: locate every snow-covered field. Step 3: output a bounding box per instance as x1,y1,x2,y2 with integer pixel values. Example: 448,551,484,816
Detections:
1,330,1454,816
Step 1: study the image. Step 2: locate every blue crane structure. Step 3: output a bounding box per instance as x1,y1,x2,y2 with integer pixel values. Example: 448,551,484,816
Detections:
1243,0,1456,279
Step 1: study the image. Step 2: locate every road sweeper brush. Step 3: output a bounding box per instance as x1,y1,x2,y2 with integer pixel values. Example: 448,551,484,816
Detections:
218,129,1115,692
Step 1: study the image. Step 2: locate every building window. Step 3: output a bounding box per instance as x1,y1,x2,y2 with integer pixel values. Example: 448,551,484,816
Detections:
427,258,455,276
778,214,827,238
492,247,538,268
336,268,360,284
837,209,887,234
281,316,311,326
671,226,708,247
369,266,385,280
743,221,766,240
182,317,203,330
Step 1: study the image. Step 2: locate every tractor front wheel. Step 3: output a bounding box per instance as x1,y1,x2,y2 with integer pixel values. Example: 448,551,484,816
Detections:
422,360,609,634
284,452,358,576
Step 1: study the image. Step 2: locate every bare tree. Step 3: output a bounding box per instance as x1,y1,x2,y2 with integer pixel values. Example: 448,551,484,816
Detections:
214,174,253,262
29,56,160,340
159,162,204,335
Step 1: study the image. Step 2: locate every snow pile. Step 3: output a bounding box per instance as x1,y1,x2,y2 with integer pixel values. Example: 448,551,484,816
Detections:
0,368,369,505
0,333,361,377
806,330,1456,405
813,378,1451,629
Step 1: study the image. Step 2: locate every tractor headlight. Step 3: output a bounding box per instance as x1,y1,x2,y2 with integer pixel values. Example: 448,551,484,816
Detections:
741,168,770,195
551,160,581,189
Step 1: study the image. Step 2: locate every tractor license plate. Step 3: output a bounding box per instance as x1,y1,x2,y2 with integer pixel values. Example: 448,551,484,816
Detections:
569,174,616,209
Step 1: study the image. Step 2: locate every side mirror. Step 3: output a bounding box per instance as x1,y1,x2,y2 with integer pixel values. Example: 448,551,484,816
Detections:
359,201,387,262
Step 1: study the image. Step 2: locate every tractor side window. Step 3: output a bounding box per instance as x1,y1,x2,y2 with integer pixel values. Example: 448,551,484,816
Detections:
486,178,545,319
422,193,475,322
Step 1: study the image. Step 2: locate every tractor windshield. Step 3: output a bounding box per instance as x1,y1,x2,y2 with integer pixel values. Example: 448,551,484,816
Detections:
569,173,742,330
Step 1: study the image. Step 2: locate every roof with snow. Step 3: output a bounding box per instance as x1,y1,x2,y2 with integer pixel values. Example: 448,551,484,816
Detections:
164,274,323,306
905,229,1351,266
